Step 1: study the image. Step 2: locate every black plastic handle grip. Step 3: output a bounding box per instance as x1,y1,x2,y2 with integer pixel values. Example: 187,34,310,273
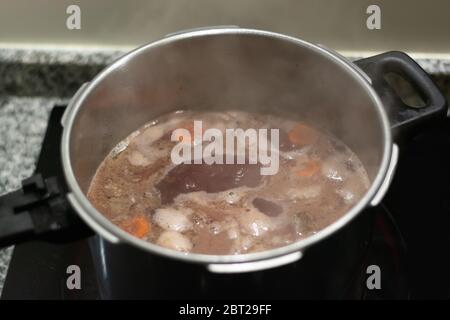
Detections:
355,51,447,137
0,174,91,248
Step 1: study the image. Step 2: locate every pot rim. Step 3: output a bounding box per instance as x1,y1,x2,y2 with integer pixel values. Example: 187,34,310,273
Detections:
61,27,392,265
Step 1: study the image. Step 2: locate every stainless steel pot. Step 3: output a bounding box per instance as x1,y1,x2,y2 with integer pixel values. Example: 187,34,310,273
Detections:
0,27,446,276
59,27,446,273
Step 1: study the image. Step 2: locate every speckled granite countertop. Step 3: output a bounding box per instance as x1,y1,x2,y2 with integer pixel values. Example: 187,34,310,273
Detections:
0,48,113,297
0,96,68,295
0,46,449,298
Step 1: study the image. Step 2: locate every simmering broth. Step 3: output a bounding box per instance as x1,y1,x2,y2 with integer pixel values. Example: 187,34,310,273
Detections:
87,111,370,255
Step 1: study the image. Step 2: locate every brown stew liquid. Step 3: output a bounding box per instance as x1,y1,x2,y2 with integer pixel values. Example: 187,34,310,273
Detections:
87,111,370,255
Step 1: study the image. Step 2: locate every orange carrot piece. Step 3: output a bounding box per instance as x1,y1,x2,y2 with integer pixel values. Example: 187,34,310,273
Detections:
118,215,150,238
296,161,321,177
287,123,318,147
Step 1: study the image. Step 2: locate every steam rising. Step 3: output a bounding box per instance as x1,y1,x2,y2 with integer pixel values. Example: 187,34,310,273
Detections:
71,31,384,192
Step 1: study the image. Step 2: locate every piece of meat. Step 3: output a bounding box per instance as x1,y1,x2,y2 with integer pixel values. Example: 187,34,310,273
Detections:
156,161,263,204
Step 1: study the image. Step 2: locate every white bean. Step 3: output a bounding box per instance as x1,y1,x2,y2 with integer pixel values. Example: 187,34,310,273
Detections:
156,231,193,252
240,236,254,251
134,125,164,147
336,188,355,204
153,208,193,232
237,209,272,236
127,150,152,166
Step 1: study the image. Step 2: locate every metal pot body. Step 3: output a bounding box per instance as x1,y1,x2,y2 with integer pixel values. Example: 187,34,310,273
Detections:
89,208,374,299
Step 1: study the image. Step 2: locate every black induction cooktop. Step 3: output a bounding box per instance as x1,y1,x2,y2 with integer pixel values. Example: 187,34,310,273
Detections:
1,106,449,299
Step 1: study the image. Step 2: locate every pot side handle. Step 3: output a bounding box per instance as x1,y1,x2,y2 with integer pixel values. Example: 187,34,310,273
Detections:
207,251,303,273
0,174,91,248
354,52,447,138
0,81,94,248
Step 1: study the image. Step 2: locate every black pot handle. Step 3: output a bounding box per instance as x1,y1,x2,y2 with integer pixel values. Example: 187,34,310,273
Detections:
354,51,447,137
0,174,91,248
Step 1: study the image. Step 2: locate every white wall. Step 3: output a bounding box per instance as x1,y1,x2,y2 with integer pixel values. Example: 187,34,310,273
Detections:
0,0,449,56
